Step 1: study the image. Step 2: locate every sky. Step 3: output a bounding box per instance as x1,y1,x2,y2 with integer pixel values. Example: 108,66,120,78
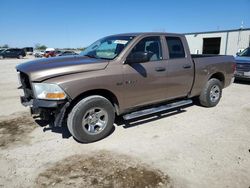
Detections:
0,0,249,48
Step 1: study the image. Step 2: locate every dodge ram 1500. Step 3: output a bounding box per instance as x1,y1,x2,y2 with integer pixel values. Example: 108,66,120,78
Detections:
16,32,236,142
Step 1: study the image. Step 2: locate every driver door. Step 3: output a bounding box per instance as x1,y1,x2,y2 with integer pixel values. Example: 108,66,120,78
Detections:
122,36,168,108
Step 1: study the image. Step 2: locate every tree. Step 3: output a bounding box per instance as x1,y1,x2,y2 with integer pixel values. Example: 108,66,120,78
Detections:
35,43,47,50
1,44,9,48
77,47,85,51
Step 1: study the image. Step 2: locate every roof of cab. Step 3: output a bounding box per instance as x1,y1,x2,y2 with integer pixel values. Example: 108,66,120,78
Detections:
108,32,184,37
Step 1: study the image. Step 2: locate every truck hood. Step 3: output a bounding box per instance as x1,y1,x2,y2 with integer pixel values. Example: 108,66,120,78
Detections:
16,56,109,81
235,56,250,64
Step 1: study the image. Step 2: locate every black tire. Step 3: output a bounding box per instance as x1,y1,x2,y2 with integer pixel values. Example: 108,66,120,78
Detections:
199,78,223,107
67,95,115,142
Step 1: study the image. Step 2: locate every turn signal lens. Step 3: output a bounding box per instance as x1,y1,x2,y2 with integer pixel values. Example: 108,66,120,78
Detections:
46,93,66,99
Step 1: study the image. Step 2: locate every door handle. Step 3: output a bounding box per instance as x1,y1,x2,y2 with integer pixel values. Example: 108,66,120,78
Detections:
155,67,166,72
183,64,191,69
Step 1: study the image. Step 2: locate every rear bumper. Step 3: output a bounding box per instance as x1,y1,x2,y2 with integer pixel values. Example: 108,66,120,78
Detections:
235,76,250,81
235,71,250,80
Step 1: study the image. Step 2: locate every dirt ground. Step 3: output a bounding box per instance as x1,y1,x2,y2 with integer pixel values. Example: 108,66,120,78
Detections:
0,58,250,188
36,151,171,188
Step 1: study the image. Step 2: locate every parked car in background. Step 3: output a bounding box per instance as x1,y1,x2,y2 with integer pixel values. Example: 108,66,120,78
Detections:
235,47,250,80
58,50,78,56
0,48,26,59
44,48,56,58
23,47,34,55
55,50,62,56
34,50,45,58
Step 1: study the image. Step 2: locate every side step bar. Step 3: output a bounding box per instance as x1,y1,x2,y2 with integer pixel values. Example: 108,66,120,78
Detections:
123,99,192,120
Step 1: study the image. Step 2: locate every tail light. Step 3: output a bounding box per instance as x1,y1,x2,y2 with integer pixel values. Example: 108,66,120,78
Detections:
232,63,236,73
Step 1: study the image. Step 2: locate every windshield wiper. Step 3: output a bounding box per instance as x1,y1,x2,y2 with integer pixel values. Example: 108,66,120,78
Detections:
84,54,111,60
98,57,112,60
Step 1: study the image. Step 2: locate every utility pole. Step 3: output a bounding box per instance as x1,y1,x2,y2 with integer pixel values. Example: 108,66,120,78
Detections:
240,21,244,29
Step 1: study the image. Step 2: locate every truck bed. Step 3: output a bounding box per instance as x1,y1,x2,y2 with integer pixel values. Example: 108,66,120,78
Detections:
190,54,235,97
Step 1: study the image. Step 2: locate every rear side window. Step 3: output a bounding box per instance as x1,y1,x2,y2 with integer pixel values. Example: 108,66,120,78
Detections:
16,49,23,53
166,37,185,59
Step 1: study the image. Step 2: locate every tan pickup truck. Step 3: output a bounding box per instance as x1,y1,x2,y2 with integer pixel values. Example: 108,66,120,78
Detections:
16,32,235,142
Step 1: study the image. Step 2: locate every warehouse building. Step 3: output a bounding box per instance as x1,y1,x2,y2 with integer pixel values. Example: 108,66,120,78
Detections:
185,28,250,55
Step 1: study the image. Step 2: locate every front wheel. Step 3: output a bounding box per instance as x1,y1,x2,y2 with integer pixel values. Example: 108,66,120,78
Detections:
67,95,115,142
199,78,223,107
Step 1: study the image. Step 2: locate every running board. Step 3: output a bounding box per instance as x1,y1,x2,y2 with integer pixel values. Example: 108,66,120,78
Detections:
123,99,192,120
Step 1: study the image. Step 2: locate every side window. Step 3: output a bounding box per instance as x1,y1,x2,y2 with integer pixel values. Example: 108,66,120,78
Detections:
130,36,162,61
166,37,185,59
6,49,13,53
249,35,250,47
246,48,250,56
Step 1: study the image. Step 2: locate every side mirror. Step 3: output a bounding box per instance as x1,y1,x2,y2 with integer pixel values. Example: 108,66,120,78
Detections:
236,52,239,56
126,52,152,64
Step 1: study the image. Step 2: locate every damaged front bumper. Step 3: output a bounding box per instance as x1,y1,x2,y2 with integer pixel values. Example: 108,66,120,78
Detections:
20,96,70,127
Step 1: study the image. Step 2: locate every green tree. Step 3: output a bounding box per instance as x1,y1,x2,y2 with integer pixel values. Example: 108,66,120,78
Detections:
2,44,9,48
35,43,47,50
77,47,85,51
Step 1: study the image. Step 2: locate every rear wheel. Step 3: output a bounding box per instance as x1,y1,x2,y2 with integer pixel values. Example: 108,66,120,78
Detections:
0,55,4,59
199,78,222,107
67,95,115,142
18,55,23,59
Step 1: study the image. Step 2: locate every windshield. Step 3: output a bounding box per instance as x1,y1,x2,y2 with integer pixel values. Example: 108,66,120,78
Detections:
80,35,135,60
238,47,250,57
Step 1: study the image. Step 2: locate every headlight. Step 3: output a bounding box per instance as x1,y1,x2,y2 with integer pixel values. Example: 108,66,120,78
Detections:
32,83,67,100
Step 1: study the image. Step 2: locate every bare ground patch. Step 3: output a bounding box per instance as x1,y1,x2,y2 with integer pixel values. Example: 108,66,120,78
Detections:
0,112,36,148
36,151,172,188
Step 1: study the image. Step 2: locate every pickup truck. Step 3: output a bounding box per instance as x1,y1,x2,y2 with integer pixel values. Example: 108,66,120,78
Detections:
235,47,250,80
16,32,236,142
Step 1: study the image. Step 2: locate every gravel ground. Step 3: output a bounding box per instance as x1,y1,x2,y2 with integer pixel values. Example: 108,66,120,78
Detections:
0,58,250,188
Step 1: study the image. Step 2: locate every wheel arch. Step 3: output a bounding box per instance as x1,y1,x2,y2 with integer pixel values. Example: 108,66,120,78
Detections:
209,72,225,87
67,89,120,116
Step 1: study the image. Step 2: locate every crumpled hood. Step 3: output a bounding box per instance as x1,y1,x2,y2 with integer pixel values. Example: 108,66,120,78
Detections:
16,56,109,81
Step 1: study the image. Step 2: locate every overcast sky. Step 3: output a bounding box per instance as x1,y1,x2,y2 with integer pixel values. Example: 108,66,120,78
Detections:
0,0,249,48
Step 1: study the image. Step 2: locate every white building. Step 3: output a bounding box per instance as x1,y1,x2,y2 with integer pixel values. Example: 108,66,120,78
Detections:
185,28,250,55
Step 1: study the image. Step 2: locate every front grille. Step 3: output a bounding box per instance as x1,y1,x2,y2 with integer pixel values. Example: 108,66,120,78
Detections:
236,63,250,72
19,72,34,100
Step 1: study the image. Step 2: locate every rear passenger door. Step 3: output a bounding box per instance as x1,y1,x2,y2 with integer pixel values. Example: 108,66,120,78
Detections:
13,49,20,57
9,49,17,57
163,36,194,99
